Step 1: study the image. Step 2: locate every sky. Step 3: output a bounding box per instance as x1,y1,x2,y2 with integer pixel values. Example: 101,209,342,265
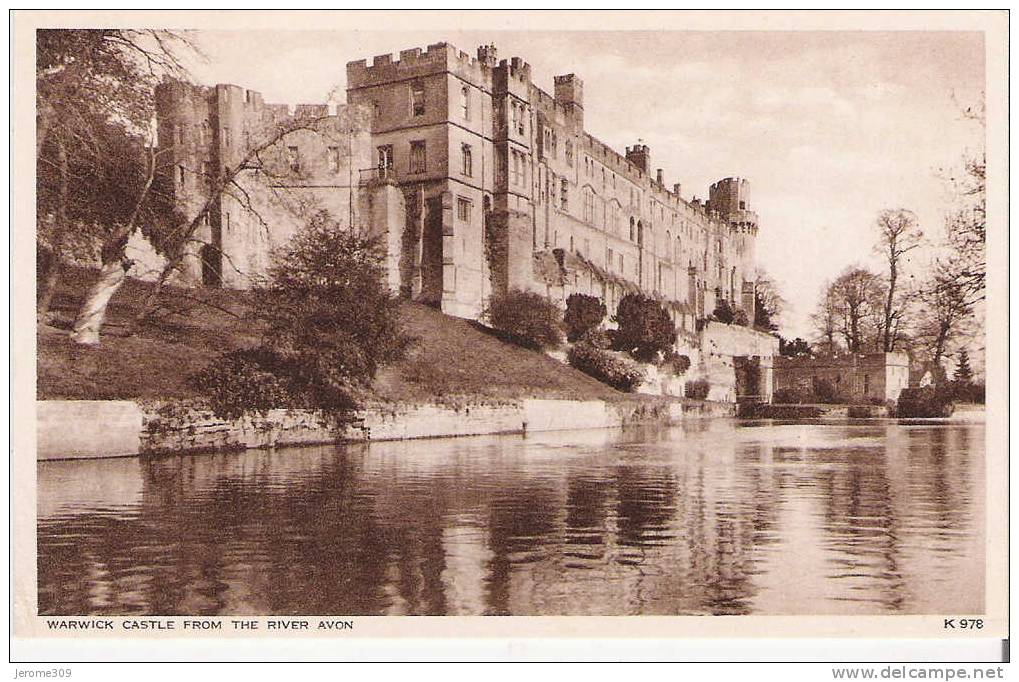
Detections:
186,30,985,339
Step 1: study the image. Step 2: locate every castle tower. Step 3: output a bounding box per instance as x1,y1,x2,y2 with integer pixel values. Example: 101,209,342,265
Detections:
346,43,499,318
553,73,584,130
491,55,535,298
708,177,759,308
625,143,651,174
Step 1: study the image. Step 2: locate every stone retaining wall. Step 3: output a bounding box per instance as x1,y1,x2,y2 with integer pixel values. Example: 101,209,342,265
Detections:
36,397,689,460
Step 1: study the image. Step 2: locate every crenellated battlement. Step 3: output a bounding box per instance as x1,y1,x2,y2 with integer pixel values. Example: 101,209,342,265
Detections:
347,41,496,90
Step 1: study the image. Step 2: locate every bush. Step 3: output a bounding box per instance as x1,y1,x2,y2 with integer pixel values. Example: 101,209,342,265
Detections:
773,386,809,404
190,211,409,420
579,327,611,350
734,309,749,327
711,298,736,324
568,342,645,392
947,380,985,404
564,293,606,342
898,386,955,418
485,289,564,350
685,378,710,400
811,377,852,404
188,348,331,421
663,351,691,376
613,293,677,362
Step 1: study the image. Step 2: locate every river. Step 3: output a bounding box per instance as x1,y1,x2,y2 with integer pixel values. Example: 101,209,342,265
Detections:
36,418,984,616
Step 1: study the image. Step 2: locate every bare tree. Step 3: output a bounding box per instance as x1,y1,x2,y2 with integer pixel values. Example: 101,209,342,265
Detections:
36,29,199,318
942,98,986,304
874,209,923,351
912,264,974,382
827,266,884,353
752,266,785,331
130,112,338,330
809,283,840,355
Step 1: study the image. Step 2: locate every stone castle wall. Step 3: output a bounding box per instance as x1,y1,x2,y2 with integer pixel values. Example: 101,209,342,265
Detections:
773,352,910,403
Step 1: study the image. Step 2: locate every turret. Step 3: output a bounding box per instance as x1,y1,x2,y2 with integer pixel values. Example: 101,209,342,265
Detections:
553,73,584,128
625,143,651,174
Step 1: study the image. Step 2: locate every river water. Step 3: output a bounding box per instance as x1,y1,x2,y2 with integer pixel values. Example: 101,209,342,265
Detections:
37,419,984,616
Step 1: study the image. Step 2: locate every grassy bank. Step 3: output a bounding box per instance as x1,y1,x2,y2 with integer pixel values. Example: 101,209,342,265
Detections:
38,268,629,404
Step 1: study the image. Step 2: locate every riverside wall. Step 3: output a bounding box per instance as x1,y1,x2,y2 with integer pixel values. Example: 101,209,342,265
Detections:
36,397,687,461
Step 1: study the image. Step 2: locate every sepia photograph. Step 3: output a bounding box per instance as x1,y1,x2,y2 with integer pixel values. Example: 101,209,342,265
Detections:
11,8,1009,663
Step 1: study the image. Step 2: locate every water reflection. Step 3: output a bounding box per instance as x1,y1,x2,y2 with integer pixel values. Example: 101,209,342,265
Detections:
37,420,984,616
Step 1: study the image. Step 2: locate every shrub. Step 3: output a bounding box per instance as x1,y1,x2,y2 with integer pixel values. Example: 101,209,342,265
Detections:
665,352,691,376
613,292,677,362
685,378,710,400
485,289,564,350
568,342,645,392
734,309,750,327
811,377,852,404
711,298,736,324
897,386,955,418
188,348,323,421
579,327,611,350
190,211,409,420
564,293,606,342
947,380,985,404
773,387,809,404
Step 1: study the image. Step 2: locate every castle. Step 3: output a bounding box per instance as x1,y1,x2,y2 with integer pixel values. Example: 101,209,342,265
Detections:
153,42,776,400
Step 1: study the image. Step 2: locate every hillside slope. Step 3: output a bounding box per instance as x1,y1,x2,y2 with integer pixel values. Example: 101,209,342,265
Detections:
37,269,626,403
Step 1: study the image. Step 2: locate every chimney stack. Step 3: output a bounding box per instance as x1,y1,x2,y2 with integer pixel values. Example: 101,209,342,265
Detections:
656,168,664,185
673,183,682,197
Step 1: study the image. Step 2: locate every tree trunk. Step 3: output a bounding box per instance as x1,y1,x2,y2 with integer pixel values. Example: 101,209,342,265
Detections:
69,259,129,344
70,142,157,345
37,139,68,320
883,261,897,352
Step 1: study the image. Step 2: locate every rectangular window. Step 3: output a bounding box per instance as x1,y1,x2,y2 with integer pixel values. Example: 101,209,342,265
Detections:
411,81,425,116
517,106,525,136
328,146,341,173
222,127,231,146
560,178,568,210
607,247,614,271
461,143,473,177
457,197,472,223
461,86,470,120
202,160,213,181
287,146,300,173
619,253,624,272
410,140,426,174
178,165,186,186
511,151,520,186
511,101,518,133
177,124,185,145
